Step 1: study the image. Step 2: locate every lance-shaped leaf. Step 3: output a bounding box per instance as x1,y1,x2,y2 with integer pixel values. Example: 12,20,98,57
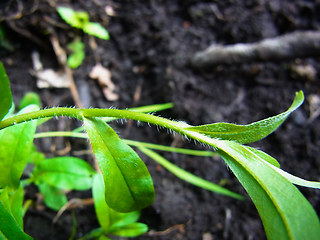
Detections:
0,62,13,121
84,117,155,212
0,105,38,189
32,156,95,191
214,140,320,240
185,91,304,144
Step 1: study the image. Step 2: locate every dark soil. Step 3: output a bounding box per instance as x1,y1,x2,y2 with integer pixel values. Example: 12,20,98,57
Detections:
1,0,320,239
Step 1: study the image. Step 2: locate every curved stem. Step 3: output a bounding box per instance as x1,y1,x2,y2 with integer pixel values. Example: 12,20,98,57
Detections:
0,107,190,134
0,107,219,152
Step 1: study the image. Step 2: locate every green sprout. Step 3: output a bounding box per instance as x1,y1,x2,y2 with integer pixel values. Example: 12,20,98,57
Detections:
57,6,109,69
57,7,109,40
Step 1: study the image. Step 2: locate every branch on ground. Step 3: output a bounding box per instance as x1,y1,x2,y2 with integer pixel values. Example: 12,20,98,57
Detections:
191,31,320,68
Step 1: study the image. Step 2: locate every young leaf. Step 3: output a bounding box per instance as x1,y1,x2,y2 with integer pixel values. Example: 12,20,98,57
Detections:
215,140,320,240
83,22,110,40
0,187,24,228
67,40,85,69
0,62,13,121
32,157,95,191
139,147,244,200
0,105,38,189
37,182,67,211
92,173,146,236
0,201,33,240
92,173,111,231
19,92,41,110
57,7,88,29
185,91,304,144
109,223,148,237
8,186,24,229
84,117,155,212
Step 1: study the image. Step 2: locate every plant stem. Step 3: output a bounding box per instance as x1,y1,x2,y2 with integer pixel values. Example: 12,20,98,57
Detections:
0,107,220,151
0,107,189,133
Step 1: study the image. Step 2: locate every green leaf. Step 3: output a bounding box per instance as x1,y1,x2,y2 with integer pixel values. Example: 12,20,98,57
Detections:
139,147,243,200
92,173,111,231
67,40,85,69
248,147,320,189
0,105,38,189
57,7,88,29
215,140,320,240
19,92,41,110
0,62,13,121
0,187,23,227
37,182,67,211
243,146,280,168
185,91,304,144
83,22,109,40
8,186,24,229
109,223,148,237
84,117,155,212
0,201,33,240
92,174,144,235
32,157,95,191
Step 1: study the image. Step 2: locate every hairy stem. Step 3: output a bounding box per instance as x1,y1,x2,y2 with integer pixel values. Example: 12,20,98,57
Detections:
0,107,189,134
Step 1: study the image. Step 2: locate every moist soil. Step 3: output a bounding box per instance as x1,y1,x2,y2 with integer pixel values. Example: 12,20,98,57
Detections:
1,1,320,240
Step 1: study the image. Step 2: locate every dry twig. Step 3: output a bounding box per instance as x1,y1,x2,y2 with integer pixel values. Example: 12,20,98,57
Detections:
191,31,320,68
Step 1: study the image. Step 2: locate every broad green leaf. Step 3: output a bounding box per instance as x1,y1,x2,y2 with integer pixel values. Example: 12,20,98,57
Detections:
0,105,38,188
0,62,13,121
32,157,95,191
67,40,85,69
37,182,67,211
19,92,41,110
185,91,304,144
109,223,148,237
84,117,155,212
83,22,109,40
139,147,243,200
57,7,88,29
215,140,320,240
0,200,32,240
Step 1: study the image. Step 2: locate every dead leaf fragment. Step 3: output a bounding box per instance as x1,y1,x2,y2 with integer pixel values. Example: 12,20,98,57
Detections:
89,63,119,101
31,51,70,88
308,94,320,123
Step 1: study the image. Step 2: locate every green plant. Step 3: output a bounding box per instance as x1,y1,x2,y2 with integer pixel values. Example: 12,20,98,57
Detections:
0,62,319,239
57,6,109,69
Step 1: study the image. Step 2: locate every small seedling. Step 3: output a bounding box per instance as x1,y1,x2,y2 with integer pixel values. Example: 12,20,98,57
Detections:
57,6,109,69
0,62,319,239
